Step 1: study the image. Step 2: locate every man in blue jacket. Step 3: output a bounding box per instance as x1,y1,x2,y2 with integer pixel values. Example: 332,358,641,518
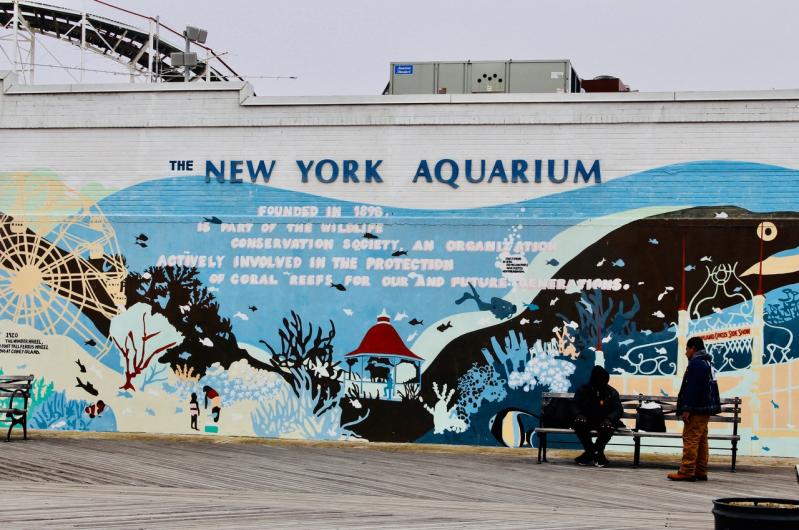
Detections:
668,336,721,481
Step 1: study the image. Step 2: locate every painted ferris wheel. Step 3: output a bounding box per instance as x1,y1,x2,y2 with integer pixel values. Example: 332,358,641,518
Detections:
0,174,127,359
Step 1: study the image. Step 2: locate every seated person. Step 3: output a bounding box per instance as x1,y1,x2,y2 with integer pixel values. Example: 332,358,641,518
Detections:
572,366,623,467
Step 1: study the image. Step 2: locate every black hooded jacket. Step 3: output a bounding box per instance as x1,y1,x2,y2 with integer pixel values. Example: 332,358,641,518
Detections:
572,366,624,427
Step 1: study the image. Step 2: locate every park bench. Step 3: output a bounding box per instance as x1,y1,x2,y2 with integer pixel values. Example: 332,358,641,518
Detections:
535,391,742,471
0,375,33,441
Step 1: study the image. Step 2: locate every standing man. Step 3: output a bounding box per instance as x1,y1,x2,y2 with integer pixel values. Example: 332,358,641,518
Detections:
668,336,721,481
572,366,624,467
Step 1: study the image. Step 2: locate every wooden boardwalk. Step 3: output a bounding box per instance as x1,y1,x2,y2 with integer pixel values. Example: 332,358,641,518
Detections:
1,433,796,529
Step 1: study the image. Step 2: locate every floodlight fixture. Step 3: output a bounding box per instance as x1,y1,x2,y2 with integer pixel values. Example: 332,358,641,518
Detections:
171,52,198,68
184,26,208,44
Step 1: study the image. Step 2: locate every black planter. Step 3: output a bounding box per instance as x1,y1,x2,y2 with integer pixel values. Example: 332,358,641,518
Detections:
713,498,799,530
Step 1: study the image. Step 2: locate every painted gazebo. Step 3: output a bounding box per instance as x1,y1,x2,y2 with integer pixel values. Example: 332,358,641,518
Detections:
345,313,423,400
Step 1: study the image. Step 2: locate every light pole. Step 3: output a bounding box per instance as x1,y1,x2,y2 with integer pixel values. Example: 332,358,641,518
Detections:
170,25,208,82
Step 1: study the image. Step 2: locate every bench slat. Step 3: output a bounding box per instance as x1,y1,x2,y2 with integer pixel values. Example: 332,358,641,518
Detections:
534,428,740,441
0,375,34,382
545,391,740,404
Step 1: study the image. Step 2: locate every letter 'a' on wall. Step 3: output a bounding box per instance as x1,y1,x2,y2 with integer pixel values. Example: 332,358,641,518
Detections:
1,71,797,457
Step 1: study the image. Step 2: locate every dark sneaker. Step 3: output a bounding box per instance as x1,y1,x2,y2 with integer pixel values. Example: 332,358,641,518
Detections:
594,452,609,468
575,452,594,466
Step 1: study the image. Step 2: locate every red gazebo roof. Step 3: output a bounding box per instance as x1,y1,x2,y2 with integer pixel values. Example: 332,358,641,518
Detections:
346,315,423,361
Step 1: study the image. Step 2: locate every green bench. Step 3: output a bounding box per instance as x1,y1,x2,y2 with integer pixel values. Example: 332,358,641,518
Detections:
0,375,33,441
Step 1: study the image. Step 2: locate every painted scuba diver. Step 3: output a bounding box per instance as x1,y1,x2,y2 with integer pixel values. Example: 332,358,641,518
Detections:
455,282,517,319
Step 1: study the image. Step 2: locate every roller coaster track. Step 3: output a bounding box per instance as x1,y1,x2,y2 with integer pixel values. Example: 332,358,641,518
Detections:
0,0,242,83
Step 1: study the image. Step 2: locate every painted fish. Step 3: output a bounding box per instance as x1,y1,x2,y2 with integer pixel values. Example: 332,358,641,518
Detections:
84,400,106,419
489,409,538,448
684,265,695,272
771,400,780,409
330,282,347,291
392,249,407,256
612,259,625,268
408,318,424,326
648,238,659,245
652,311,665,318
525,302,539,312
618,338,634,347
715,211,728,219
75,377,99,397
546,258,560,266
454,282,517,319
596,258,606,267
520,318,530,325
437,321,453,332
700,256,712,262
363,232,379,239
579,298,593,313
203,216,223,224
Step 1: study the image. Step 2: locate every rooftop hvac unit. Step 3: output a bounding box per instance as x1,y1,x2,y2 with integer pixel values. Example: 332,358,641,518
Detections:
387,60,581,95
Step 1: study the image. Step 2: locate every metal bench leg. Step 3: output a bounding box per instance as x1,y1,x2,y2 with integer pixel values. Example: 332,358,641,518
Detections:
633,437,641,467
731,440,737,472
22,413,27,441
537,432,542,463
542,433,548,463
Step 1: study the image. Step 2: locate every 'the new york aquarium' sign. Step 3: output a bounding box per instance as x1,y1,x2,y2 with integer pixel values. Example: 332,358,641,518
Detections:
198,158,602,189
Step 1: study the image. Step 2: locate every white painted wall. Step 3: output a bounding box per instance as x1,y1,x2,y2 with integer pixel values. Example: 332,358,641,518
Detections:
2,71,798,211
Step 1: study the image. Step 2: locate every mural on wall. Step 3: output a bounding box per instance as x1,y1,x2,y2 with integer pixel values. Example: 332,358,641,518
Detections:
1,162,798,456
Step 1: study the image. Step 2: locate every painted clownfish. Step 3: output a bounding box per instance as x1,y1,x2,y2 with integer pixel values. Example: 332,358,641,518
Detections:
85,400,106,419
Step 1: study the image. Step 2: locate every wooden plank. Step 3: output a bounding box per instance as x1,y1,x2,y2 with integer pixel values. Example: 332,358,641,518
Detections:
0,434,792,528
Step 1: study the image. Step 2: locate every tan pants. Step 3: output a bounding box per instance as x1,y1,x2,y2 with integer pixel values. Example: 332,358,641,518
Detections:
679,414,710,476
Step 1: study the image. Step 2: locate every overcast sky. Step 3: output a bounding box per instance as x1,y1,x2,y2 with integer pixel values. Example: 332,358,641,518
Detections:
9,0,799,95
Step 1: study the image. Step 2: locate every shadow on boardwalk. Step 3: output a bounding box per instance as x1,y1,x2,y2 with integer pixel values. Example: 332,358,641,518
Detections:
0,432,796,529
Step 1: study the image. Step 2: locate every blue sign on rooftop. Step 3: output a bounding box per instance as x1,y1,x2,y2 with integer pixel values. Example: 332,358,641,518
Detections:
394,64,414,75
